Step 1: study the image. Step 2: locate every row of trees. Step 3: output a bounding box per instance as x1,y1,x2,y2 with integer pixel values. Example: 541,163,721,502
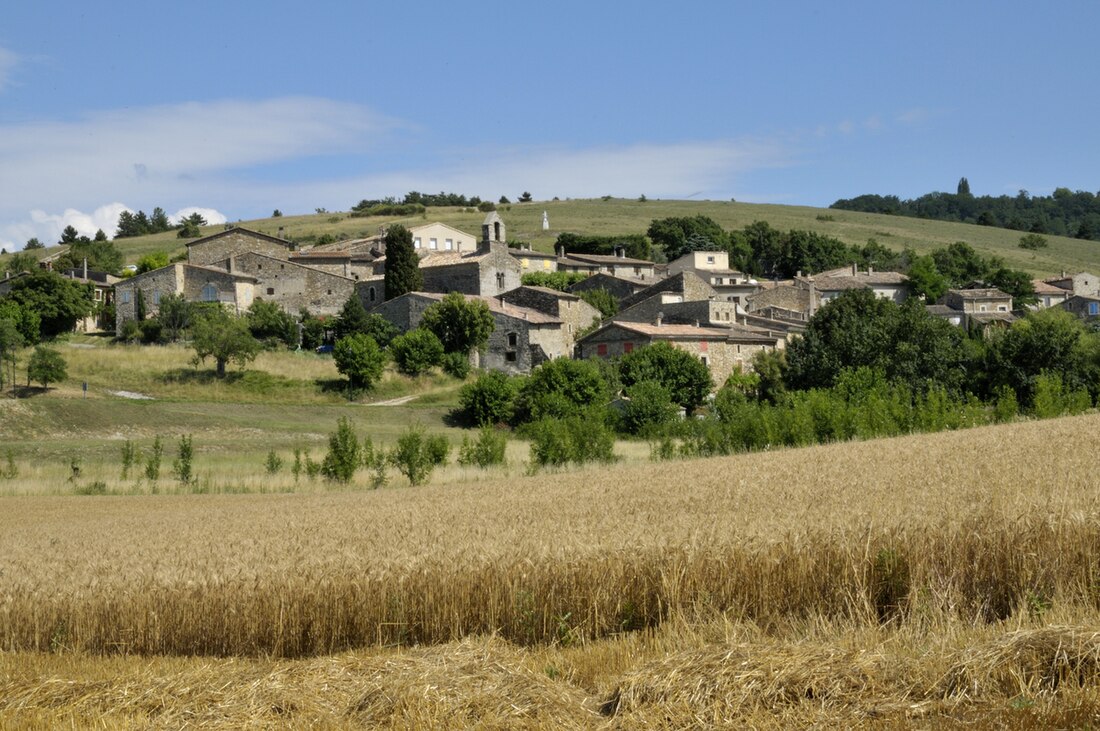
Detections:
832,178,1100,239
116,209,208,239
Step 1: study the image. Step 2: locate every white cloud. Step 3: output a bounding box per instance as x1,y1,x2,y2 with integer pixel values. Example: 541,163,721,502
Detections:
0,47,17,92
170,207,227,226
0,96,399,249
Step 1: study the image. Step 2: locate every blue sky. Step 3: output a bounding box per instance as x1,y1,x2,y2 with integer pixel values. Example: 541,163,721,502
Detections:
1,0,1097,250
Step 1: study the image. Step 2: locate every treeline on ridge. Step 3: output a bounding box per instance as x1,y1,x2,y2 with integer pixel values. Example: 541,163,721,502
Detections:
831,178,1100,239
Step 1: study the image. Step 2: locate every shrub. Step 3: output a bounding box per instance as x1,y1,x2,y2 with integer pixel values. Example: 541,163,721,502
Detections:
27,346,67,389
516,358,610,423
144,436,163,483
120,440,136,479
390,425,450,486
390,328,444,376
527,414,616,469
618,342,712,414
321,417,361,483
172,434,194,484
361,437,388,488
1,450,17,479
993,384,1019,423
265,450,283,474
457,371,520,426
458,427,508,468
441,351,471,379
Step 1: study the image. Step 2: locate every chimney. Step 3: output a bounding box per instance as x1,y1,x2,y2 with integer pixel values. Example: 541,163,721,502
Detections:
693,319,700,327
227,255,234,273
555,243,565,258
655,311,664,327
615,245,625,259
277,226,285,239
851,262,858,276
868,265,874,274
808,279,817,318
796,270,802,278
82,257,88,280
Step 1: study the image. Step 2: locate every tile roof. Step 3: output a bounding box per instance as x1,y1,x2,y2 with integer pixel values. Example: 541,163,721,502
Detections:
405,292,561,325
563,252,654,266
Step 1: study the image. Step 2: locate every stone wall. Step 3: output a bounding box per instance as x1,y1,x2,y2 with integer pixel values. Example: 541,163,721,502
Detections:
114,265,254,331
214,253,354,316
497,286,600,347
187,229,294,267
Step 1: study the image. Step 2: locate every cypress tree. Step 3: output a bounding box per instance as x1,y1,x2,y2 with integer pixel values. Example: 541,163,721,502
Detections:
383,224,422,300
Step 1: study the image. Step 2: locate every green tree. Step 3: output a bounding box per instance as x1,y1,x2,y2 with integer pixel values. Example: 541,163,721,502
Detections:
389,425,450,486
618,342,713,414
190,309,260,377
333,294,371,340
956,177,971,197
518,191,533,203
177,219,202,238
619,380,678,435
382,224,422,300
646,216,728,262
983,308,1094,403
4,270,94,338
1018,233,1048,250
577,288,617,318
987,268,1038,309
516,358,610,422
457,370,520,425
3,250,39,276
156,293,191,342
420,292,495,356
23,238,45,250
333,334,386,390
390,328,445,375
60,225,80,244
0,318,24,393
320,416,361,483
136,251,170,273
458,426,507,468
27,345,66,389
149,207,172,233
0,298,40,345
247,299,296,348
904,253,949,301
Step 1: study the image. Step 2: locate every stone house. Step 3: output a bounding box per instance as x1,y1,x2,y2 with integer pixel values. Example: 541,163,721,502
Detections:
58,267,119,331
567,272,649,302
617,271,718,312
613,294,740,329
801,265,909,305
576,318,785,388
409,222,477,254
556,248,656,281
207,252,355,317
665,250,762,305
369,291,568,374
1059,294,1100,322
745,284,817,322
185,227,297,267
927,287,1016,332
495,285,601,351
1031,279,1072,309
114,263,256,330
510,245,559,275
1043,271,1100,299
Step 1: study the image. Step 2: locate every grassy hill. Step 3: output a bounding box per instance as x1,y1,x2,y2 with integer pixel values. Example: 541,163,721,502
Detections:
5,198,1099,277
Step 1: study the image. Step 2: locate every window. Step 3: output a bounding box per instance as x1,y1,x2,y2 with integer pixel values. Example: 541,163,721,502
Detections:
121,291,131,304
266,287,275,296
623,342,633,354
152,290,161,305
202,283,218,302
430,238,438,250
507,333,518,347
706,256,715,264
445,238,453,250
714,277,723,285
979,304,987,312
505,352,517,362
543,260,551,270
701,356,708,367
1090,302,1099,316
634,266,641,276
496,272,505,291
369,286,376,302
597,343,608,357
414,237,421,249
521,258,529,268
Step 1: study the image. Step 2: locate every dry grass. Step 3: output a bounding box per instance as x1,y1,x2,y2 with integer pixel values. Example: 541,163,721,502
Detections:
2,413,1100,725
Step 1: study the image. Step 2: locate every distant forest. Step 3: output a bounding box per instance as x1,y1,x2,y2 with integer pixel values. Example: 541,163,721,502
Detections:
831,179,1100,240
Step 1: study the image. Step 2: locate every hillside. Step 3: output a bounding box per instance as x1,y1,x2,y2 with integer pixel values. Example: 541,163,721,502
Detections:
5,198,1100,277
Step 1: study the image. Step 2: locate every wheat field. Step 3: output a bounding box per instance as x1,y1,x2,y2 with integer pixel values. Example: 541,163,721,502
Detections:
2,413,1100,726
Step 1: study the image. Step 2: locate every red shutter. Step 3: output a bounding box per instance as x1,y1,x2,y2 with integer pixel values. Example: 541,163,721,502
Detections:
623,342,633,353
699,341,708,352
597,343,608,356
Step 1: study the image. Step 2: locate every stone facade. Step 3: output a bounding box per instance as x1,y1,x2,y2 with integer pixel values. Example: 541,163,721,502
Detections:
369,291,567,374
567,272,647,302
1044,271,1100,298
114,264,256,330
940,288,1013,314
1059,295,1100,321
618,271,717,312
577,321,784,389
410,222,478,254
210,252,355,317
417,241,523,297
614,296,739,328
186,227,296,267
496,285,601,351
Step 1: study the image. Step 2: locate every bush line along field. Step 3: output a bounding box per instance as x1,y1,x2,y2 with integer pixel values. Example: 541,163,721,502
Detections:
3,414,1100,726
3,197,1097,276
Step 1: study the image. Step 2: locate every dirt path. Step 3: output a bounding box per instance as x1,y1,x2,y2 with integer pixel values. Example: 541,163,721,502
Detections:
366,395,417,406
